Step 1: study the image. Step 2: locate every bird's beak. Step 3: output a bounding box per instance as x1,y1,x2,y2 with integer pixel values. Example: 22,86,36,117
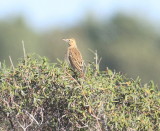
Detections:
62,39,69,42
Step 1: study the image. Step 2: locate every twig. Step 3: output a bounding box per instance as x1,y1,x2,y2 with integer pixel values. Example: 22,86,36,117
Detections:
39,108,44,125
17,108,43,131
25,108,44,126
95,50,98,70
25,110,40,125
17,118,33,131
22,40,26,58
110,70,116,80
88,49,102,69
8,57,17,86
9,56,15,70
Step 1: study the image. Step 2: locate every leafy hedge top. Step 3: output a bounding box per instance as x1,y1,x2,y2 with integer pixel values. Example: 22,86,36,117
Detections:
0,54,160,131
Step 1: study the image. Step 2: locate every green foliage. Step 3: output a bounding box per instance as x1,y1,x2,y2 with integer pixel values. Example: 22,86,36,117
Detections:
0,54,159,131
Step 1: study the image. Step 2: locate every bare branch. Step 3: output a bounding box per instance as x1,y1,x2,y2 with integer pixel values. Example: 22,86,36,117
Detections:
9,56,15,70
25,110,39,125
22,40,26,58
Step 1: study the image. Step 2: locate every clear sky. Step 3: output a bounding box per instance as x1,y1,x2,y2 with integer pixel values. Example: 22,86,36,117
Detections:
0,0,160,31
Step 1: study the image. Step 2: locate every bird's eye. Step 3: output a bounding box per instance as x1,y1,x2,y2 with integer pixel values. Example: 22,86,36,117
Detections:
69,40,70,41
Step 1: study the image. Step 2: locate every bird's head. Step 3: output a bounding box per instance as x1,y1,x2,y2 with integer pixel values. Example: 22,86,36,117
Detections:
63,38,77,47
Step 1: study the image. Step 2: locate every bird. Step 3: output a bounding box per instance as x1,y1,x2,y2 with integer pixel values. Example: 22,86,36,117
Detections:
63,38,84,77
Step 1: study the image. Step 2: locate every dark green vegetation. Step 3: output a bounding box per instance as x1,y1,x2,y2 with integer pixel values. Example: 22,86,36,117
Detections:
0,54,159,130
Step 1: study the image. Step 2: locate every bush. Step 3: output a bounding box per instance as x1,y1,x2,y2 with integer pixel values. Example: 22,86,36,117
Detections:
0,54,159,131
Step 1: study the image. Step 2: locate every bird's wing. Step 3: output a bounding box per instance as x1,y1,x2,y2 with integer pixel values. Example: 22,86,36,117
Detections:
68,47,83,72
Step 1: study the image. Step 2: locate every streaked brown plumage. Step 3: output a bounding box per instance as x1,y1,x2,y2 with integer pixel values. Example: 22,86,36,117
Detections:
63,38,84,76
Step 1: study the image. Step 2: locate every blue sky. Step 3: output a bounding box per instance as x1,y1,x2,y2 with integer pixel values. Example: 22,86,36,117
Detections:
0,0,160,31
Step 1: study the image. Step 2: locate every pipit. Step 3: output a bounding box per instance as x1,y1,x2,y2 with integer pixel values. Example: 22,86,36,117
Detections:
63,38,84,76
